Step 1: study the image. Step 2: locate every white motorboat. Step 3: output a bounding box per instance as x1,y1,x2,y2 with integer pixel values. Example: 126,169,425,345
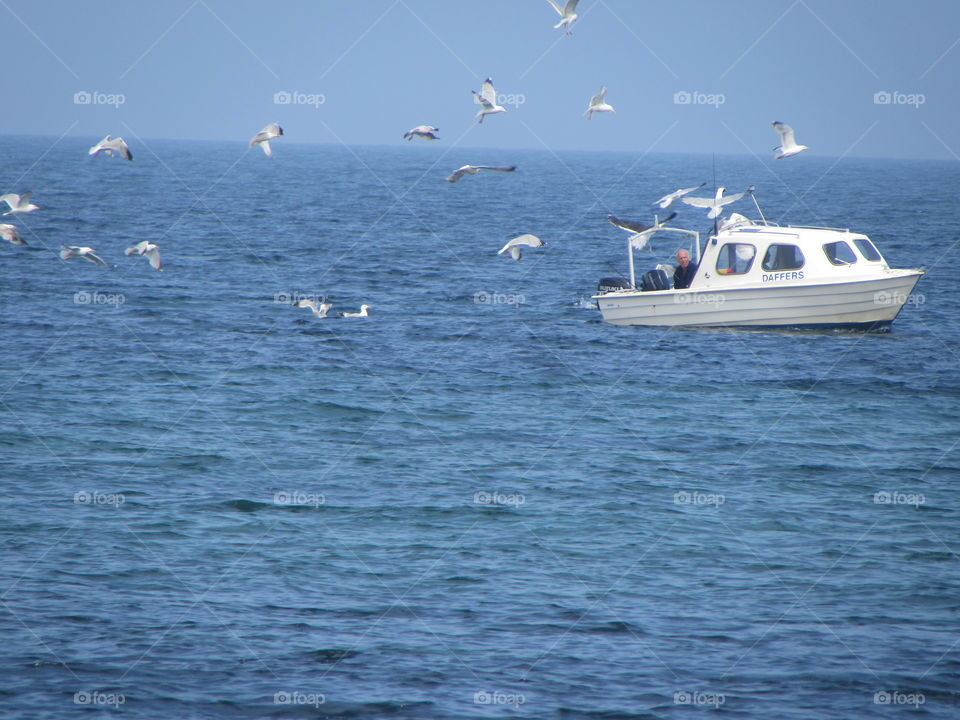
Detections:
593,199,924,331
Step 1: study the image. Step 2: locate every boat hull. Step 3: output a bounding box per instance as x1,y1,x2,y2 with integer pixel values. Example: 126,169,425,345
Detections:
593,271,923,329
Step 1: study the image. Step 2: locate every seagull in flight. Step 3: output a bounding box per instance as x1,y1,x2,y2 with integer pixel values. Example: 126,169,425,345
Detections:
772,121,808,159
403,125,440,141
1,193,39,215
585,86,615,119
472,78,507,124
341,304,372,317
682,187,748,219
0,224,25,245
89,135,133,161
652,183,705,209
125,240,163,271
545,0,580,35
250,123,284,157
608,213,676,251
446,164,517,183
60,245,109,267
294,298,333,318
498,234,545,261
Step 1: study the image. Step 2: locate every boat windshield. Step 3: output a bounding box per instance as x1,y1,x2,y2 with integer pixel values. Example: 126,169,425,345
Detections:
823,241,858,265
716,243,756,275
853,237,883,261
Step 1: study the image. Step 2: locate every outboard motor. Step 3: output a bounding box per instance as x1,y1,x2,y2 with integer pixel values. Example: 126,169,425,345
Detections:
640,268,671,291
597,276,633,294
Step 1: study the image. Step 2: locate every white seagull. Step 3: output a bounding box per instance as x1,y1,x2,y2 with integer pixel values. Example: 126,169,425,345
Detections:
681,186,748,219
250,123,284,157
1,192,39,215
772,121,808,159
341,304,372,317
294,298,333,318
652,183,705,209
125,240,163,271
60,244,109,267
403,125,440,141
545,0,580,34
446,164,516,183
0,224,25,245
497,234,545,261
608,213,676,251
89,135,133,161
585,86,615,119
472,78,507,124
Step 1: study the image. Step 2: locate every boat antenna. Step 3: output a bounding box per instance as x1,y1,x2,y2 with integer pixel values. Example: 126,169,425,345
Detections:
748,185,767,224
711,154,718,236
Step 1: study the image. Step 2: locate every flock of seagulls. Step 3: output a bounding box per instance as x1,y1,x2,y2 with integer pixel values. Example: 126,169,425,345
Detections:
1,2,813,324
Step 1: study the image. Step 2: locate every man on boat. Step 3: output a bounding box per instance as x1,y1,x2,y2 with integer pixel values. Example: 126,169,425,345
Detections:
673,249,697,289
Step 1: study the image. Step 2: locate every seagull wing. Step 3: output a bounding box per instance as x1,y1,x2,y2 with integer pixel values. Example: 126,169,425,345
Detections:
773,121,797,149
591,87,607,106
607,215,651,234
473,165,517,173
114,137,133,161
84,250,109,267
446,166,471,182
259,140,273,157
144,246,162,271
544,0,564,16
681,195,716,209
59,244,76,259
511,234,543,247
89,135,110,155
125,240,148,256
480,78,498,107
0,224,25,245
0,194,19,210
718,190,746,206
472,90,494,111
563,0,581,13
629,231,654,251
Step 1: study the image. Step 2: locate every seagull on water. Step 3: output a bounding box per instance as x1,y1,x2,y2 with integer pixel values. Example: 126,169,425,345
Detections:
498,234,545,261
1,193,39,215
0,224,25,245
89,135,133,161
681,186,748,219
585,86,615,119
404,125,440,141
125,240,163,271
545,0,580,35
60,244,109,267
652,183,705,209
772,121,808,159
341,304,372,317
446,165,516,183
294,298,333,318
608,213,676,251
472,78,507,124
250,123,284,157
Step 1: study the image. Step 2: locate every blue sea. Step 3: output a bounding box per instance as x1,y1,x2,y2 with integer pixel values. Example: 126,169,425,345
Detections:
1,135,958,719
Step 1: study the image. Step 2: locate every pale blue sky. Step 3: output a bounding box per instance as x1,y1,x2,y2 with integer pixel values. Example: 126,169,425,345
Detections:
3,0,958,159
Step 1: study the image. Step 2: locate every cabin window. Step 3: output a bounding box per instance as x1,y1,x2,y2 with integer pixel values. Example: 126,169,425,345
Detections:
715,243,756,275
762,244,805,271
823,241,857,265
853,238,882,261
